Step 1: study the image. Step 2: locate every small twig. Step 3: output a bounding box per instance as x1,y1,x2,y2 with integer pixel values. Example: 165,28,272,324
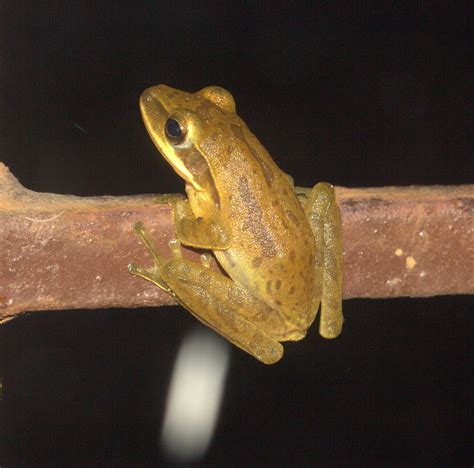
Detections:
0,162,473,323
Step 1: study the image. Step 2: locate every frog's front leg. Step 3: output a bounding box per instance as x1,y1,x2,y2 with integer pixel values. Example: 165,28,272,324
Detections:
128,222,172,292
129,222,286,364
156,194,231,250
304,182,344,338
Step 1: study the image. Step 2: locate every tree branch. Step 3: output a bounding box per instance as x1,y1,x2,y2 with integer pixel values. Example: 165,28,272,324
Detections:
1,162,473,323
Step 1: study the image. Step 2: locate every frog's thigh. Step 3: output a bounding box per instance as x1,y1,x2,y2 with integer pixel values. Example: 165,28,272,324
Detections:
304,182,344,338
162,259,284,364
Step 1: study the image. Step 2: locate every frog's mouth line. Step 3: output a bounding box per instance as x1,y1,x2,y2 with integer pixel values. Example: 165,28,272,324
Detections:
140,88,203,192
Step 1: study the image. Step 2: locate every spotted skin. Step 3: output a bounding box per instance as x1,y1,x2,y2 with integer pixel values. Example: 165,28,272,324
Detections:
129,84,344,364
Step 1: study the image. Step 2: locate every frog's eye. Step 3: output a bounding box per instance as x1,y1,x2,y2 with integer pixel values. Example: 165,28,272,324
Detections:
165,117,187,145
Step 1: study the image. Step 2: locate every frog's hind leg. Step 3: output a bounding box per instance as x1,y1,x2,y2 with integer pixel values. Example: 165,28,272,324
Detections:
162,258,285,364
304,182,344,338
129,222,284,364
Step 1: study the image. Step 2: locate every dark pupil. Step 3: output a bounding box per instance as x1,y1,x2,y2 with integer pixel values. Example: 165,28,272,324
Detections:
166,118,182,139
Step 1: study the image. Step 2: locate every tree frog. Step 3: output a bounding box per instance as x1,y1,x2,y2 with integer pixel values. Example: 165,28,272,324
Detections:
129,85,343,364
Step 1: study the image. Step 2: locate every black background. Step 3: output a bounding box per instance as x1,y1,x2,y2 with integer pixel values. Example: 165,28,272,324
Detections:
1,2,472,466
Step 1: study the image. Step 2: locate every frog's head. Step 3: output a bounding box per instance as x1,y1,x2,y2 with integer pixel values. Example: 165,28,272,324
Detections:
139,84,236,196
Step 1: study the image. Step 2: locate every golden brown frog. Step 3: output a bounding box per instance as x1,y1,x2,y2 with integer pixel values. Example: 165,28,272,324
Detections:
129,85,343,364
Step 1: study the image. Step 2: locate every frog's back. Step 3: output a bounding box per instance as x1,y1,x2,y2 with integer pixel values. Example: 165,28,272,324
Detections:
210,117,317,321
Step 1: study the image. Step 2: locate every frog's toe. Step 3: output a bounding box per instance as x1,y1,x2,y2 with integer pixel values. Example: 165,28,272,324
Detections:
200,252,212,268
155,193,186,204
128,262,146,276
168,239,183,259
132,221,146,234
129,262,159,281
128,262,169,291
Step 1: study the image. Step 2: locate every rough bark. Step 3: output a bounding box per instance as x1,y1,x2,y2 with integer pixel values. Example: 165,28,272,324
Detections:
1,162,473,323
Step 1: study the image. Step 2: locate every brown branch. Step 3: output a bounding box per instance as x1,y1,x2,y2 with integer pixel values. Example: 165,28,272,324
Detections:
1,162,473,323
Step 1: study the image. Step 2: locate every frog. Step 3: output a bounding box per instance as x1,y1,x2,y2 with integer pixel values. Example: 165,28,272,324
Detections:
128,84,343,364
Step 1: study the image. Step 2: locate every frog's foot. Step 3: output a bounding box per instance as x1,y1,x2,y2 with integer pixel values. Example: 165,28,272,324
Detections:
128,262,168,291
128,221,169,291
